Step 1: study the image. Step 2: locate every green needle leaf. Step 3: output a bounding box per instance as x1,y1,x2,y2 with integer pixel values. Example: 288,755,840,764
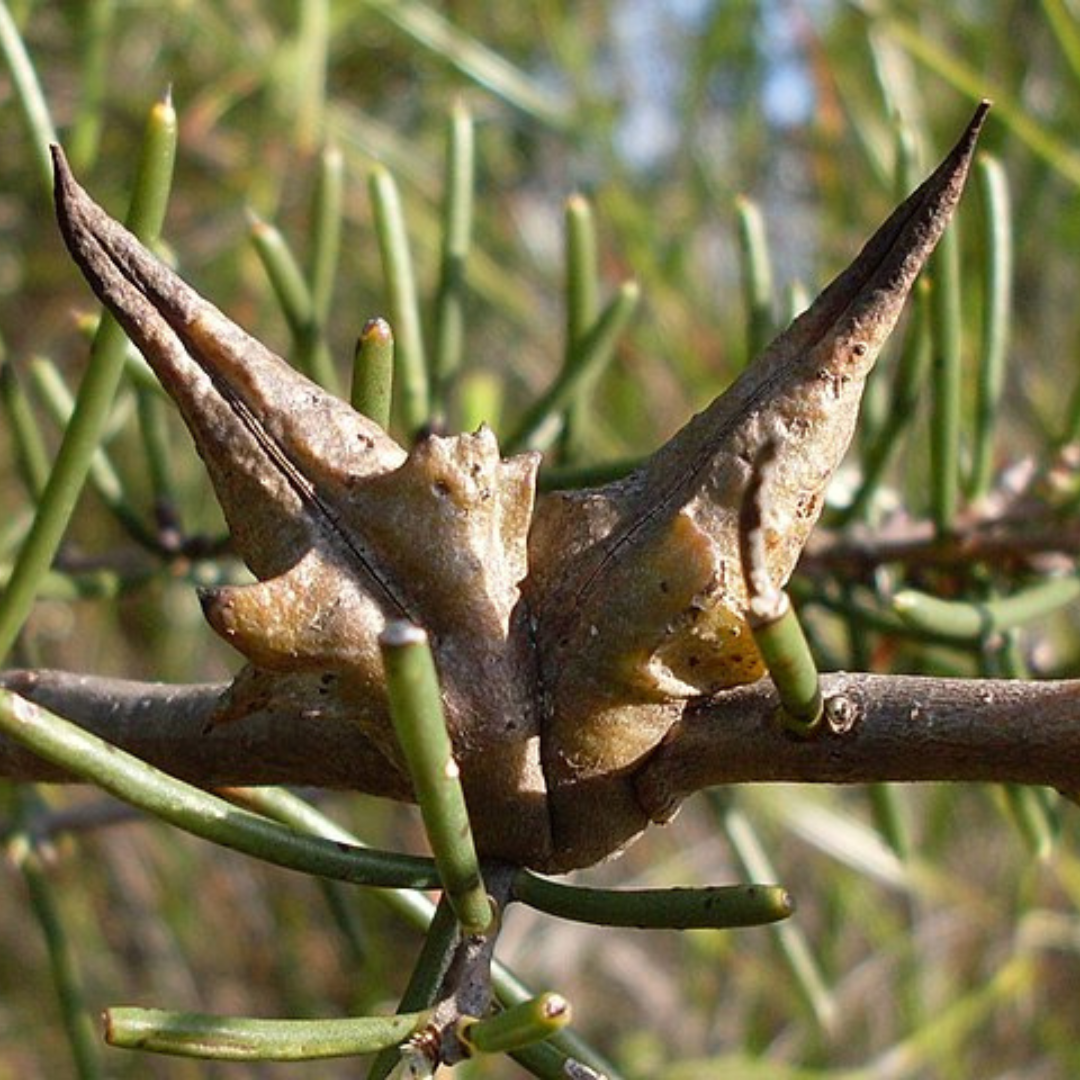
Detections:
458,993,571,1055
894,576,1080,642
0,90,177,662
369,165,430,434
105,1007,427,1061
380,621,493,934
0,689,443,890
352,316,396,428
512,873,793,929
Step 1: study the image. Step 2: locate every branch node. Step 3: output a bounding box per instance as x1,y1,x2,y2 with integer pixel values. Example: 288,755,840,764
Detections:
824,693,861,734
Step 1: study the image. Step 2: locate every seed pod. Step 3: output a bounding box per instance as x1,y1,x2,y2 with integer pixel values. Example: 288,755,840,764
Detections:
525,103,989,866
51,104,988,871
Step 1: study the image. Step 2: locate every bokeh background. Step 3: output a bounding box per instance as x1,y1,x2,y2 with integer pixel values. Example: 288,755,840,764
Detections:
3,2,1080,1077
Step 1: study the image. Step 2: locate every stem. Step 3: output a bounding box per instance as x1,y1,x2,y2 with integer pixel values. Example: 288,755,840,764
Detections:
431,100,474,419
734,195,775,363
505,280,639,454
512,873,793,929
893,575,1080,641
716,799,836,1033
458,993,571,1055
0,688,442,889
310,143,344,323
68,0,115,172
738,440,823,731
352,317,395,428
366,897,460,1080
0,0,58,195
968,154,1012,499
27,359,159,550
0,92,177,662
559,193,601,462
0,359,50,499
929,209,963,534
10,799,103,1080
248,212,338,392
359,0,571,130
104,1007,426,1060
380,622,493,933
369,165,430,434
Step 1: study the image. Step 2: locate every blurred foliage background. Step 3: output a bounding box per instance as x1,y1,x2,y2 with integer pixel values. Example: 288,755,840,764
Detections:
4,1,1080,1077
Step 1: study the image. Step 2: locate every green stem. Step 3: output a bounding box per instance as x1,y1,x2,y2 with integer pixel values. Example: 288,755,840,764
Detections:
293,0,329,151
748,597,824,734
352,317,395,428
369,165,430,435
135,385,177,519
68,0,116,172
929,188,963,534
0,358,50,499
734,195,775,363
509,1038,602,1080
0,0,58,195
455,369,503,434
506,280,640,454
10,798,103,1080
359,0,572,130
217,788,626,1080
105,1007,426,1060
564,194,600,363
981,631,1057,858
310,143,344,323
0,564,148,601
0,91,176,662
366,897,460,1080
379,622,492,934
739,440,822,731
716,798,836,1033
431,100,475,419
248,212,338,393
1043,0,1080,88
0,690,442,889
458,993,571,1056
512,873,792,929
538,456,640,492
559,193,601,462
893,575,1080,642
969,155,1012,499
27,358,159,550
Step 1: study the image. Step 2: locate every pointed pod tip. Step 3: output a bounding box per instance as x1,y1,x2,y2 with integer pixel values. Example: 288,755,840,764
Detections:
934,101,991,189
965,99,992,143
49,146,81,233
49,143,70,186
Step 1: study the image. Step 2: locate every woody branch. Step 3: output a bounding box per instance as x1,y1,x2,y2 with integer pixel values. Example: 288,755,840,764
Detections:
2,668,1079,812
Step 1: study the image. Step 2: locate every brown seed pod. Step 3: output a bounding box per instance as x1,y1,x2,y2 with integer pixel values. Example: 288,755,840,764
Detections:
51,103,988,871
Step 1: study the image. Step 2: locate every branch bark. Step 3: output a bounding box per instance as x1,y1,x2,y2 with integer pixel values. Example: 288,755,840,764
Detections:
0,669,410,800
635,672,1080,821
4,668,1079,830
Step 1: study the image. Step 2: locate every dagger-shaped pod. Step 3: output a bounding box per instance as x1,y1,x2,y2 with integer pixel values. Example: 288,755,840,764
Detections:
525,103,989,869
52,149,551,866
52,104,988,872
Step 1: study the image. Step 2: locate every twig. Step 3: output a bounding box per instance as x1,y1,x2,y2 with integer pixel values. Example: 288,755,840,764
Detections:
4,667,1080,861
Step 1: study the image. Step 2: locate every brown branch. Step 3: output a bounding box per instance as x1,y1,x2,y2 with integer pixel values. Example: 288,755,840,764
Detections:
802,508,1080,578
635,673,1080,822
0,669,410,800
4,669,1080,835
